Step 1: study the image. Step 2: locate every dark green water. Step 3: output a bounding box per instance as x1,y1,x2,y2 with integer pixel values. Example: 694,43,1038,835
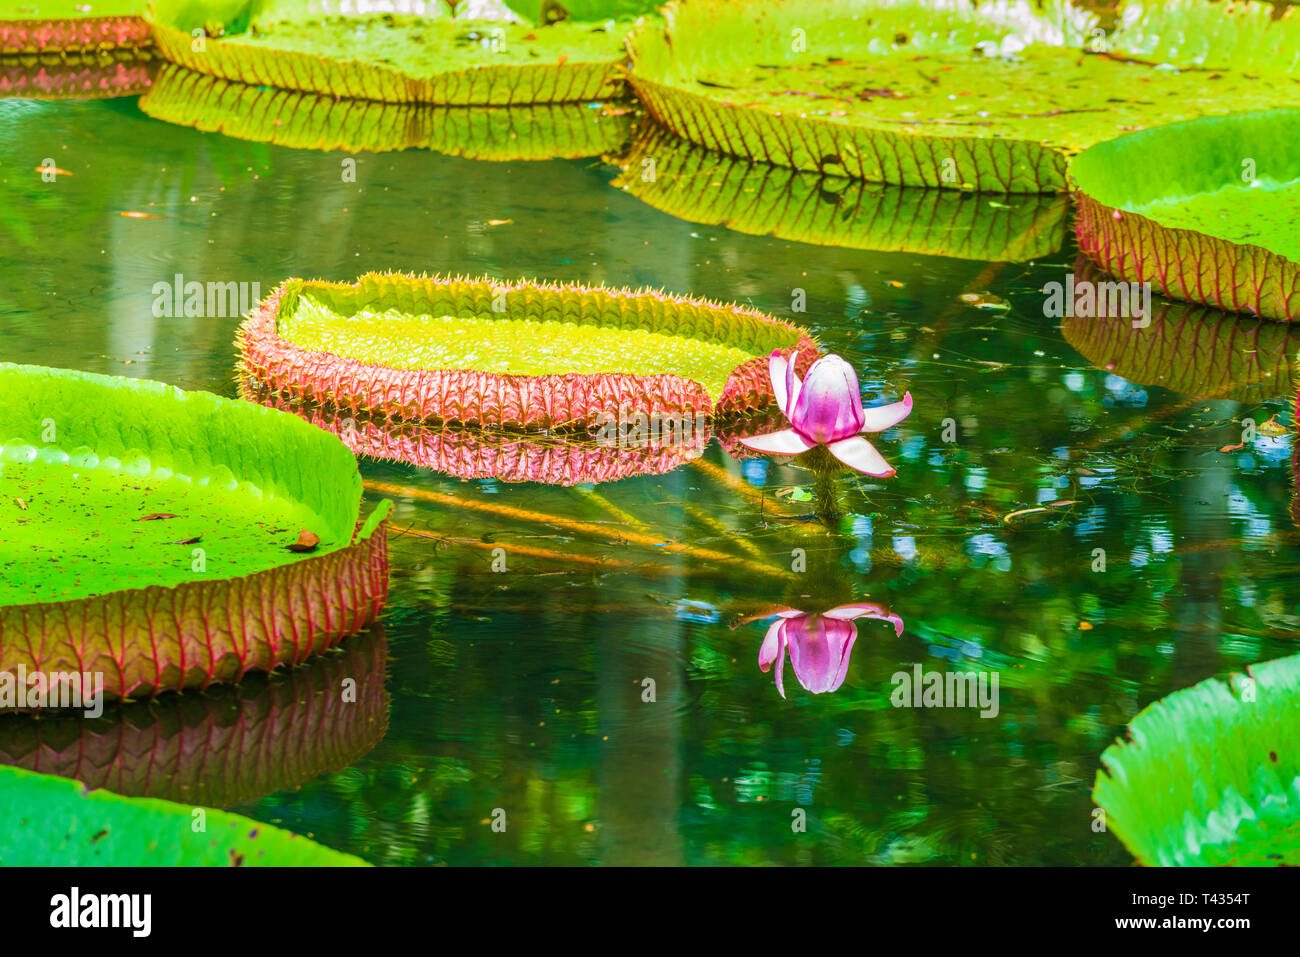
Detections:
2,86,1298,865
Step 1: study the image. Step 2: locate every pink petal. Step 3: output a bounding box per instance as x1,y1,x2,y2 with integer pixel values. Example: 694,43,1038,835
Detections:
858,392,913,433
769,350,791,416
827,436,895,476
825,603,905,635
789,355,865,444
828,627,857,693
785,350,803,417
739,428,815,456
758,618,785,671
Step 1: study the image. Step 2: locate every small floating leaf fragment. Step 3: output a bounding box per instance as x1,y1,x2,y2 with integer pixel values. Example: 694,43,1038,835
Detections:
1078,621,1094,631
886,280,906,288
287,530,321,553
486,219,513,226
959,291,1010,311
172,535,202,545
36,165,71,176
1258,415,1288,438
120,211,167,220
1219,442,1244,453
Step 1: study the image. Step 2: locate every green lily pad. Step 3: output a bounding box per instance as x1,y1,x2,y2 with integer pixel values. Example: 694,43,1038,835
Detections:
503,0,661,24
0,630,387,807
237,272,816,430
1093,654,1300,866
0,363,390,700
627,0,1300,192
614,121,1068,260
1072,108,1300,321
148,0,630,104
0,765,367,865
139,61,633,158
0,0,150,54
1061,258,1300,401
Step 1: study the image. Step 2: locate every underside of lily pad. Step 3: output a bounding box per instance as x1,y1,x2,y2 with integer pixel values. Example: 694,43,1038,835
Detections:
139,62,633,158
1062,259,1300,401
243,387,709,487
1072,109,1300,322
614,122,1068,260
0,1,150,55
149,0,629,104
0,363,390,701
0,50,152,98
1093,654,1300,866
628,0,1300,192
237,272,816,431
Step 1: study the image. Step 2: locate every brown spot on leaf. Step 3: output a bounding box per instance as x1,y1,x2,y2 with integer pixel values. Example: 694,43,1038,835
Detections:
172,536,202,545
138,513,177,521
1270,750,1279,763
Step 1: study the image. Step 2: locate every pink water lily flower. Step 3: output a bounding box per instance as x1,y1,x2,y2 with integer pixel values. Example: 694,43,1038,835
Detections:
758,604,905,698
740,350,912,476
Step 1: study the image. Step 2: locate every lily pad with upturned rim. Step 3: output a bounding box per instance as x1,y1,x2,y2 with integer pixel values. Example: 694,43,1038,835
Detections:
1072,109,1300,322
0,765,368,865
1093,654,1300,866
627,0,1300,192
138,61,633,158
237,272,817,431
147,0,630,104
0,363,391,701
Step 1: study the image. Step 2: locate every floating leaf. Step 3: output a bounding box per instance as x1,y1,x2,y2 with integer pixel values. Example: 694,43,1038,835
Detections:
627,0,1300,191
0,766,368,866
1094,654,1300,866
1072,109,1300,320
237,272,816,431
0,363,391,700
148,0,631,104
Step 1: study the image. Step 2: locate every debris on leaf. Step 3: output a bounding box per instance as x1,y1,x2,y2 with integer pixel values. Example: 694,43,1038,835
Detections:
287,530,321,553
12,497,27,510
137,513,178,521
172,536,202,545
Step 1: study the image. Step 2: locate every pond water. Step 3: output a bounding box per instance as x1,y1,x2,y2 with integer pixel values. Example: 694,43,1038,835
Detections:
2,81,1298,865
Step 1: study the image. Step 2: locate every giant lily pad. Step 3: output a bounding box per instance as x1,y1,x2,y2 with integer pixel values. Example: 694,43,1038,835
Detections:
0,363,391,700
1062,258,1300,401
0,629,387,806
243,385,709,486
0,765,367,865
614,121,1068,260
237,272,816,430
1093,654,1300,866
139,61,632,158
1072,108,1300,321
148,0,629,104
0,51,152,98
0,0,150,54
627,0,1300,192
